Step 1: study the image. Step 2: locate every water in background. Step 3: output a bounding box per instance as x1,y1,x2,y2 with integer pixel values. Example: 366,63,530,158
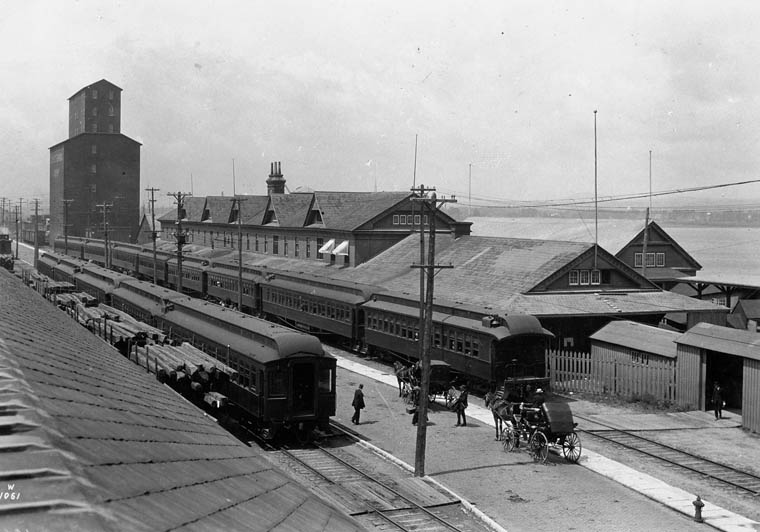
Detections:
467,217,760,284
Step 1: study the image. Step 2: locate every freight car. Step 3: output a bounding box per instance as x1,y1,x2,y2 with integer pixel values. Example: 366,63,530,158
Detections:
54,236,553,396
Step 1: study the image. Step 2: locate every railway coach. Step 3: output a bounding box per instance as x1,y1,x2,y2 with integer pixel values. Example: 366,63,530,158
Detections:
363,292,553,396
153,296,337,439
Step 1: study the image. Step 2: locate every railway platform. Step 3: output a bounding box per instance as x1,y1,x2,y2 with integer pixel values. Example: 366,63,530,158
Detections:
328,347,760,532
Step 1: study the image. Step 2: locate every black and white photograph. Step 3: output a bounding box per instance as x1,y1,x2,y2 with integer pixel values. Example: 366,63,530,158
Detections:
1,2,759,531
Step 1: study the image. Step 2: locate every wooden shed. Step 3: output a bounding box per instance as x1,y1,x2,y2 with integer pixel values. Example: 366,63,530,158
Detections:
676,322,760,434
588,320,680,402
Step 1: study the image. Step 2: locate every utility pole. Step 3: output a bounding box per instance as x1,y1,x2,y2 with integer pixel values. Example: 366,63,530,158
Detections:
62,199,74,256
168,192,191,294
232,195,247,310
33,199,40,268
146,187,160,284
1,197,6,228
14,205,19,259
96,202,113,268
18,198,23,245
410,185,456,477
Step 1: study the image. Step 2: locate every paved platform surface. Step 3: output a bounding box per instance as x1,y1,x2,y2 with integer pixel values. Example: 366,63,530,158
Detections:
331,350,760,532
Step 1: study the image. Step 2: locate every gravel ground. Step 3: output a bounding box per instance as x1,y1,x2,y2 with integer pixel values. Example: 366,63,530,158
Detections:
332,351,743,532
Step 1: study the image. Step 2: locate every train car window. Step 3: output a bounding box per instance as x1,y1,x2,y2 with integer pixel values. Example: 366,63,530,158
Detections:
414,328,419,341
473,340,480,358
319,367,333,392
401,325,407,338
464,337,471,355
434,331,441,347
269,369,286,397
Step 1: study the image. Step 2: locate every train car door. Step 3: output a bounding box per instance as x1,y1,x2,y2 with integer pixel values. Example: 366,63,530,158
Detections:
291,362,316,417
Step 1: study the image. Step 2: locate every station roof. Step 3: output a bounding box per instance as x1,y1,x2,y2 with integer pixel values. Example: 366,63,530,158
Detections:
677,322,760,361
590,320,680,358
0,269,363,532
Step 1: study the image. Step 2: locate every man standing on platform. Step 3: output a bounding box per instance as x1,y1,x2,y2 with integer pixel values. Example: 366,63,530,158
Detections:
351,384,365,425
453,385,469,426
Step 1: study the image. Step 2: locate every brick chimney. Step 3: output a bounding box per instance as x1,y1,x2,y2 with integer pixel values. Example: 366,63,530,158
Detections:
266,161,286,194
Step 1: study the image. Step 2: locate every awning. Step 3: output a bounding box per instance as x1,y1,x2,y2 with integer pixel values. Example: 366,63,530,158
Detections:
333,240,349,256
318,239,335,254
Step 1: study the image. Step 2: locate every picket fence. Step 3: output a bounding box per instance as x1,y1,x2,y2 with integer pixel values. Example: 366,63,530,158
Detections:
547,349,677,402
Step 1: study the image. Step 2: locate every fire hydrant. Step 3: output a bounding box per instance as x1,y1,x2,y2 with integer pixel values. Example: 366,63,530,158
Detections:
693,495,704,523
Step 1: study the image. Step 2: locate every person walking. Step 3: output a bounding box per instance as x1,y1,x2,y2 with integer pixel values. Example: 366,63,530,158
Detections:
485,384,502,440
351,384,365,425
453,385,469,426
712,382,723,420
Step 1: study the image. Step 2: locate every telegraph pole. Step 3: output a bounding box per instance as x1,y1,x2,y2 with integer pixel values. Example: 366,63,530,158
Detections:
1,197,6,228
18,198,23,245
410,185,456,477
146,187,160,284
33,199,40,268
232,195,247,310
14,205,19,259
168,192,191,294
96,202,113,268
62,199,74,256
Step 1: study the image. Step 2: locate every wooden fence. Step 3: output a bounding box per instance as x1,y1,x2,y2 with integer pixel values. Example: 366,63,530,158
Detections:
547,349,677,402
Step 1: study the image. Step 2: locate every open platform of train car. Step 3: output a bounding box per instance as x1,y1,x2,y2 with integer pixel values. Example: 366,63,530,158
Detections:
0,266,364,532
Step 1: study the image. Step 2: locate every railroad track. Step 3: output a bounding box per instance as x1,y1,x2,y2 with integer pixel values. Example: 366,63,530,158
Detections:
276,441,468,531
575,414,760,497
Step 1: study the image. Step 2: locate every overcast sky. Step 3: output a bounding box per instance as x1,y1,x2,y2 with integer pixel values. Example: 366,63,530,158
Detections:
2,0,760,212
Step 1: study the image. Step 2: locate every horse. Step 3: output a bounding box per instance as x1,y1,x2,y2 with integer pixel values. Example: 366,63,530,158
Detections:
393,361,419,398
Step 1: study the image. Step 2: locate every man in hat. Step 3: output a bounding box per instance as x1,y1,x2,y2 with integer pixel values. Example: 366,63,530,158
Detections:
351,384,365,425
453,384,469,426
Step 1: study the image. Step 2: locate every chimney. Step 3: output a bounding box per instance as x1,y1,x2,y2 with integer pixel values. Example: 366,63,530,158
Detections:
267,161,286,195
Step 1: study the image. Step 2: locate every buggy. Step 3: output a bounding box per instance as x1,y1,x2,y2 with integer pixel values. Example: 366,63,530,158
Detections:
427,360,453,403
501,402,582,464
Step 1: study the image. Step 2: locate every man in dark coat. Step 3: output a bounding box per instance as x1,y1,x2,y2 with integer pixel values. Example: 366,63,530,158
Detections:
712,382,723,420
351,384,365,425
453,385,469,426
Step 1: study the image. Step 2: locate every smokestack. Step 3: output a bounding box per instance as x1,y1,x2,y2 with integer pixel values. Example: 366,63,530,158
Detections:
266,161,286,195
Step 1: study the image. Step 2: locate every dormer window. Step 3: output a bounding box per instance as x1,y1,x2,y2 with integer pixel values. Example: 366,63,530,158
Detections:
307,208,323,226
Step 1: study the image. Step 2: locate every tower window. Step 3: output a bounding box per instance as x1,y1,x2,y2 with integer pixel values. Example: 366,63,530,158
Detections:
91,144,97,154
92,89,98,99
92,107,98,116
108,105,114,117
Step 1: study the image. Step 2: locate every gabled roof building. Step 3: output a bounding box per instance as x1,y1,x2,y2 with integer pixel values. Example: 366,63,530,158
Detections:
158,162,471,267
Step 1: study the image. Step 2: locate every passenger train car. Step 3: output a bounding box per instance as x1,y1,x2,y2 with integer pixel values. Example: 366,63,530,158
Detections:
0,229,13,271
44,249,337,440
54,237,553,395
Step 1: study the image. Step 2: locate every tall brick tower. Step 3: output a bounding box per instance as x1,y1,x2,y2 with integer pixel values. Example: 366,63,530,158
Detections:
49,79,141,243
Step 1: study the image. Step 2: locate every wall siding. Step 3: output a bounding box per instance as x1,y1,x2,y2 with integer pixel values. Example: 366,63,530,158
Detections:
675,344,703,409
743,358,760,434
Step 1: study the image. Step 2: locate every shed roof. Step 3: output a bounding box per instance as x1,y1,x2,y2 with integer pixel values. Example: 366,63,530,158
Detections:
590,320,680,358
0,269,363,532
677,322,760,361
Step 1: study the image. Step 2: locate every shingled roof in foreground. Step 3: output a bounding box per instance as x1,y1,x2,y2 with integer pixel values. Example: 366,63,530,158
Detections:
0,269,363,532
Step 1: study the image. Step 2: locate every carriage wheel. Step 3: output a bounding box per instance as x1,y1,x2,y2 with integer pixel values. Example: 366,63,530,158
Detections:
502,426,517,452
529,431,549,463
562,432,582,463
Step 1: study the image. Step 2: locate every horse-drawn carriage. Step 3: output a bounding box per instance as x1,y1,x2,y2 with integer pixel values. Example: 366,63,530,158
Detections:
394,359,454,405
498,401,582,463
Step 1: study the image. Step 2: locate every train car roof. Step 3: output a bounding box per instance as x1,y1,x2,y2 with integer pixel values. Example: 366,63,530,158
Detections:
165,298,328,363
0,269,363,532
265,277,370,305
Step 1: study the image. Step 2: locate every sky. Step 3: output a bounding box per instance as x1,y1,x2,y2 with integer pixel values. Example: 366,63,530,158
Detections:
2,0,760,214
